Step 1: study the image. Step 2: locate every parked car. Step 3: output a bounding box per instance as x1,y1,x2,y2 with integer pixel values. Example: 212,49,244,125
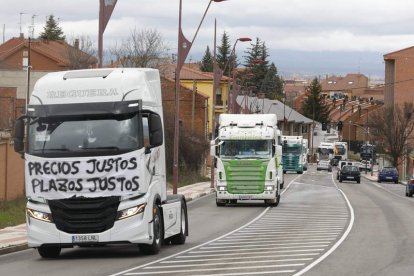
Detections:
339,165,361,183
317,159,332,172
377,167,399,183
406,176,414,197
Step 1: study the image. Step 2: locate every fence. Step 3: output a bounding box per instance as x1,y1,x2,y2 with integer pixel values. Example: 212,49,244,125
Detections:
0,139,25,201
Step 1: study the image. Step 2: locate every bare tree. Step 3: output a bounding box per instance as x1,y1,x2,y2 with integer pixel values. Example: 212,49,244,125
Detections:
66,36,98,69
370,102,414,167
110,27,168,68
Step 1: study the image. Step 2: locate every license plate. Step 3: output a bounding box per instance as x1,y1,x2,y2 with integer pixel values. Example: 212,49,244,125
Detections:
386,177,393,180
72,235,99,243
347,176,355,179
239,195,251,200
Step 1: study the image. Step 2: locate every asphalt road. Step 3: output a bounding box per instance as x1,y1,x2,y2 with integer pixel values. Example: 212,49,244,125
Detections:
2,167,414,276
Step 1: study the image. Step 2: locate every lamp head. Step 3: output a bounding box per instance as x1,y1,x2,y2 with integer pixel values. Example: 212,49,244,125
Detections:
238,37,252,42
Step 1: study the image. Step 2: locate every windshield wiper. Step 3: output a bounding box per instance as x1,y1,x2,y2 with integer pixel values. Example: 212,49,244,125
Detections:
80,146,120,150
35,148,70,151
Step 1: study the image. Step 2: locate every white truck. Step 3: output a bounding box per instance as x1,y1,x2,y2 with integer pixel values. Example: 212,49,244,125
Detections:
281,135,308,174
13,68,188,258
333,141,348,165
211,114,283,206
317,142,335,163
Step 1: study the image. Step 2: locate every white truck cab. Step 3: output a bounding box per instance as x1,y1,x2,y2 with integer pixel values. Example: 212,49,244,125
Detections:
14,68,188,258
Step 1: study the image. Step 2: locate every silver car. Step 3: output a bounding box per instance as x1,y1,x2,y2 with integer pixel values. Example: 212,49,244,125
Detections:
317,159,332,172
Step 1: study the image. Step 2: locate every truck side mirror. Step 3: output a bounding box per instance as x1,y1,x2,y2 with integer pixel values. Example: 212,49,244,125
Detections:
210,140,216,157
148,114,163,147
14,117,26,153
210,139,222,157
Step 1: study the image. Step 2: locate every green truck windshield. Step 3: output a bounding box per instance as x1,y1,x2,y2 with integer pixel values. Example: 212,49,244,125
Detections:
219,140,272,159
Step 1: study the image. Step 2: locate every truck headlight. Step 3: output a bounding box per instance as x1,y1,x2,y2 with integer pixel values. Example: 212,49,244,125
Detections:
217,186,227,191
27,208,53,223
265,185,275,191
117,203,146,220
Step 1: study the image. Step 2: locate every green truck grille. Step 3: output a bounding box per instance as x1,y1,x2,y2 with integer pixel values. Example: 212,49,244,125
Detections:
282,155,300,170
223,160,268,194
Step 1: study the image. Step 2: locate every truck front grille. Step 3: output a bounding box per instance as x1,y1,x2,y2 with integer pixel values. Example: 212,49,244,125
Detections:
48,196,120,234
282,155,300,170
223,160,268,194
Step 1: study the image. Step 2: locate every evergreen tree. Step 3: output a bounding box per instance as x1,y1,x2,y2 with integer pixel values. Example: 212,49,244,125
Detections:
200,46,213,72
262,62,284,100
217,31,233,76
301,78,332,123
39,15,65,41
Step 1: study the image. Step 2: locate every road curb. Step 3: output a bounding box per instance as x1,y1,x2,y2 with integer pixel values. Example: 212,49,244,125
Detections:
0,243,28,256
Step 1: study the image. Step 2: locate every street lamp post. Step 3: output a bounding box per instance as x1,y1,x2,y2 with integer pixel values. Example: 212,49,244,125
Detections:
227,37,252,113
173,0,224,194
210,21,250,188
98,0,118,68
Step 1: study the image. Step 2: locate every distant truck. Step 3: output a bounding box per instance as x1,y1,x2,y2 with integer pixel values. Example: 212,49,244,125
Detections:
211,114,284,206
282,135,308,174
14,68,188,258
333,141,348,165
317,142,335,163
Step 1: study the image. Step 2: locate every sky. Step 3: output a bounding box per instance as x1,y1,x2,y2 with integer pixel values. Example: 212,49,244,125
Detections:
2,0,414,79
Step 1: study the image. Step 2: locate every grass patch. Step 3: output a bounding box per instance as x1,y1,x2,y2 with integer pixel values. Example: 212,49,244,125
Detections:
0,197,26,229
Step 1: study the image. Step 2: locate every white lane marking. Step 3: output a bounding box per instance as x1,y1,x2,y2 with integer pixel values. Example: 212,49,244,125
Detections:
193,245,329,253
214,238,336,244
177,248,324,258
200,242,330,252
134,270,297,276
148,258,313,269
293,172,355,276
125,264,305,275
208,241,331,247
174,252,320,260
163,254,318,263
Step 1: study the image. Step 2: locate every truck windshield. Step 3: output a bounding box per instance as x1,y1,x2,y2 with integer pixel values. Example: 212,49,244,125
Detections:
219,140,272,159
283,145,301,154
27,113,141,156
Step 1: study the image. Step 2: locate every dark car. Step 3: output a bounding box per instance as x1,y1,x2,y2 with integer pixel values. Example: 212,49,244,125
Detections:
339,165,361,183
406,176,414,197
377,167,399,184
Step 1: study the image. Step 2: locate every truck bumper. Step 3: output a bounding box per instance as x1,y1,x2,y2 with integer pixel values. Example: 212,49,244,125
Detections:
26,213,152,248
216,190,277,200
25,199,154,248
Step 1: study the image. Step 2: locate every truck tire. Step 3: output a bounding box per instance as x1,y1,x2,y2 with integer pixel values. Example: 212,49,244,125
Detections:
265,193,280,207
139,204,162,255
38,246,61,258
168,203,188,245
216,198,226,207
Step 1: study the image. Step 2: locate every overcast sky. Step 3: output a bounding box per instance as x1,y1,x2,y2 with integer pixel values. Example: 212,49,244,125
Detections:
2,0,414,78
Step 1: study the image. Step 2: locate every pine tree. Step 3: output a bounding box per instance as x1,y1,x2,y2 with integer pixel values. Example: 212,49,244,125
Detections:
217,31,233,76
200,46,213,72
262,63,284,100
301,78,332,123
39,15,65,41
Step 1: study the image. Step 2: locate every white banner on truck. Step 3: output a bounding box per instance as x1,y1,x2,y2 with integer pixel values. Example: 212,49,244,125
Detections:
25,150,146,199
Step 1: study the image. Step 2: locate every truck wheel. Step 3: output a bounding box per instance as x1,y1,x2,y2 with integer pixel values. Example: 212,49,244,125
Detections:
297,171,303,174
139,204,162,255
265,193,280,207
216,198,226,207
38,246,61,258
280,182,284,189
168,203,187,245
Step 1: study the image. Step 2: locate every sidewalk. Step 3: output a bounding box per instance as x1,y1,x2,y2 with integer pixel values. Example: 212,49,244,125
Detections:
0,181,214,255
